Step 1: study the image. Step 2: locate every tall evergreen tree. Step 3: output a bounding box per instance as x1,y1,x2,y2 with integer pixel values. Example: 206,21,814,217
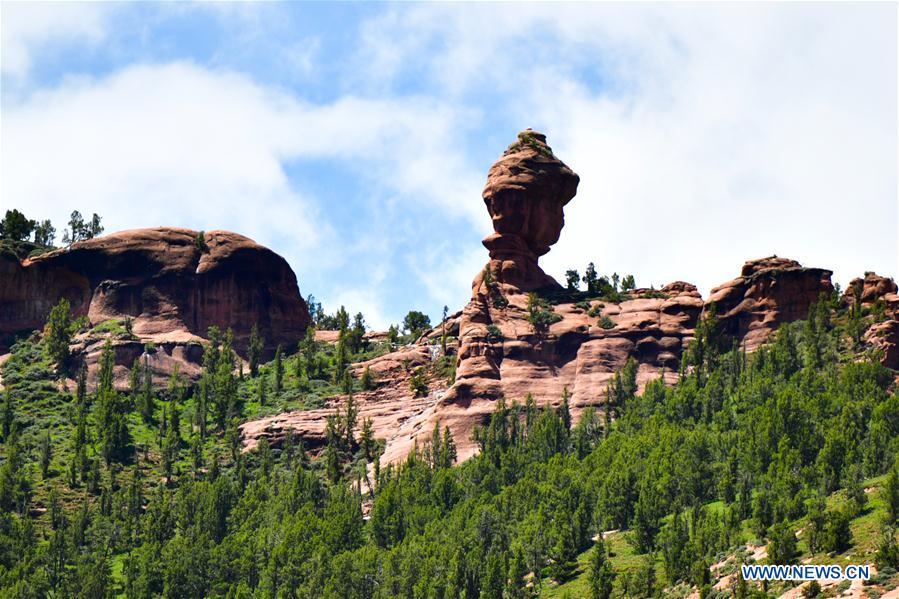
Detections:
248,324,264,378
588,534,615,599
45,298,73,369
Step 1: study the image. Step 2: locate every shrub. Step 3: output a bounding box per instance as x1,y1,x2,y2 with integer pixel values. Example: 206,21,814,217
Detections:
598,316,615,330
485,325,504,343
409,367,428,397
821,509,852,553
195,231,209,253
802,580,821,598
526,293,562,333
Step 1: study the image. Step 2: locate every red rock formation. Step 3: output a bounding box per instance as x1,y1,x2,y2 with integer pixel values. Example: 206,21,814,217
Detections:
431,285,702,461
843,272,898,308
866,319,899,370
840,272,899,369
476,129,579,293
706,256,834,350
240,344,444,455
237,134,877,467
0,228,311,367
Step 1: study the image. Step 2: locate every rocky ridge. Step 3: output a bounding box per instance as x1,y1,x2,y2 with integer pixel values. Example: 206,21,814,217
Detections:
0,227,311,387
240,131,858,464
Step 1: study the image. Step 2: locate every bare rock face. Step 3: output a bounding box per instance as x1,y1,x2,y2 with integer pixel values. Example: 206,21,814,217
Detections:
435,285,702,460
0,227,310,366
706,257,834,350
842,272,899,369
240,344,446,458
475,130,580,293
843,272,899,308
237,134,876,467
866,320,899,370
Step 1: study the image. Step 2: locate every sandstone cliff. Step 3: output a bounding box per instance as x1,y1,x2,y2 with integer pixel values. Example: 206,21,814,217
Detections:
707,256,834,350
1,227,311,382
239,131,837,464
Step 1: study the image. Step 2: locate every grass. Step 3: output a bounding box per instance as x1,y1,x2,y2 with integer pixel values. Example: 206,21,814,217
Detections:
541,531,662,598
89,319,136,339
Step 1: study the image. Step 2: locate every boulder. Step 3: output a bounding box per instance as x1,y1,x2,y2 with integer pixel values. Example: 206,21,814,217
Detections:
0,227,310,356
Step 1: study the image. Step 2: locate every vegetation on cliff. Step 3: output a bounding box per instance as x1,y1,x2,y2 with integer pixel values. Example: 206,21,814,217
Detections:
0,289,897,597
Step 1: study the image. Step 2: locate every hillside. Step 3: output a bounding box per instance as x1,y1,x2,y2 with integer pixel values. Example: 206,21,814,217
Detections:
0,131,897,598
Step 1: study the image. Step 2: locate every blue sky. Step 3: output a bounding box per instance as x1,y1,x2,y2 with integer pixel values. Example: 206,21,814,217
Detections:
2,2,896,329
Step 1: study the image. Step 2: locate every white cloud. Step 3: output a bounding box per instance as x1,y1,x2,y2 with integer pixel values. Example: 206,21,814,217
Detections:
2,3,894,329
358,3,898,294
1,2,115,77
1,61,489,325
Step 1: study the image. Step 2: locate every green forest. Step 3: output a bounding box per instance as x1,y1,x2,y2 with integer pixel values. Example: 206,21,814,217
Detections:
1,291,898,598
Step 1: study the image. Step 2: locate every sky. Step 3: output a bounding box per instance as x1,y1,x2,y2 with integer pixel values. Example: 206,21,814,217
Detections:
1,2,897,330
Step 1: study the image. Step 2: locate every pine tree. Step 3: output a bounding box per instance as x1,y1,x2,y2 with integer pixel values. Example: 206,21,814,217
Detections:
248,324,264,377
559,387,572,431
325,436,341,483
190,434,204,479
1,391,14,441
443,426,457,465
211,330,238,431
361,418,376,461
481,550,505,599
633,479,664,553
768,520,797,565
130,358,142,401
386,324,399,348
39,430,52,479
96,341,131,464
506,549,529,599
341,369,354,396
344,393,357,448
257,375,267,407
349,312,366,354
588,534,615,599
45,298,73,368
441,305,449,356
139,357,155,423
884,462,899,524
361,365,374,391
273,344,283,395
76,361,88,407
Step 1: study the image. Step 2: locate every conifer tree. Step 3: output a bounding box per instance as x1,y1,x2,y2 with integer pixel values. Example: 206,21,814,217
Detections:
273,344,283,395
248,324,264,377
257,375,267,407
139,357,155,423
39,430,52,479
361,365,374,391
588,533,615,599
361,418,376,461
96,341,131,464
45,298,73,368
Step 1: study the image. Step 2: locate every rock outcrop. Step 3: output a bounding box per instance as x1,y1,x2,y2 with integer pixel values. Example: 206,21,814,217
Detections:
843,272,899,308
842,272,899,369
706,257,834,350
475,130,580,292
866,320,899,370
240,344,446,456
242,132,700,462
238,132,889,467
0,227,311,376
